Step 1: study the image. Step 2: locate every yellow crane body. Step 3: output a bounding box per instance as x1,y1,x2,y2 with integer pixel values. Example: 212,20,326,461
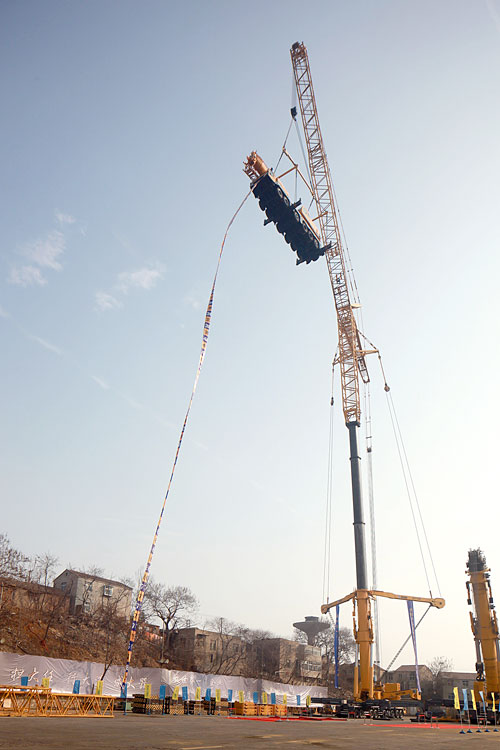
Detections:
322,589,444,701
466,549,500,703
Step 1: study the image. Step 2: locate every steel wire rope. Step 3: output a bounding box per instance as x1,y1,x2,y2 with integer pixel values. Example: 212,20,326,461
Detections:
363,383,381,671
330,182,360,306
274,117,294,175
361,343,441,599
385,391,433,597
121,190,252,692
382,605,432,682
387,390,442,599
322,361,336,605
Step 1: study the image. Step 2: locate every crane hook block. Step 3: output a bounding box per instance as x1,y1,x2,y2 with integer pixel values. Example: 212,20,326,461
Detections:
243,151,325,266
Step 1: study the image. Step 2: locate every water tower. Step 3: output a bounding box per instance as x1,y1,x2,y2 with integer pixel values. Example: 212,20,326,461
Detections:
293,615,329,645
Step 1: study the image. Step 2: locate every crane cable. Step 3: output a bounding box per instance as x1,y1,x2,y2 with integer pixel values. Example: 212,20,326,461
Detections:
363,383,381,671
382,605,432,682
384,387,442,599
322,359,336,605
121,190,252,692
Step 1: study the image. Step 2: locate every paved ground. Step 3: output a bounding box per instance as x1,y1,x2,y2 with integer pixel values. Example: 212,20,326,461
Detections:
0,715,491,749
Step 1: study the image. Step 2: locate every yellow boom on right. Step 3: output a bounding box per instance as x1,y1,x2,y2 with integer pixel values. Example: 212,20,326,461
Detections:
466,549,500,707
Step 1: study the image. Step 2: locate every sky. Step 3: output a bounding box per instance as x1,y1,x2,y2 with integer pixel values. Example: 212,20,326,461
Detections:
1,0,500,674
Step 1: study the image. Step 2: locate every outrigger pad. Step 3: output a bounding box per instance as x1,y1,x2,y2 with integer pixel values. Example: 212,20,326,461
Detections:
252,173,325,265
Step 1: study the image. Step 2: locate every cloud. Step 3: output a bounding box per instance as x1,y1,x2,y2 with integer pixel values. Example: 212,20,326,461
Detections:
96,263,165,312
9,266,47,287
9,230,65,286
0,304,10,318
23,230,65,270
184,293,201,311
30,335,62,355
117,265,165,294
91,375,110,390
55,212,76,225
95,291,122,311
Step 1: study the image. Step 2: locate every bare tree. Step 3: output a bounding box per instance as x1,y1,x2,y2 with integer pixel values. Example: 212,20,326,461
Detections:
97,586,134,681
202,617,251,675
0,534,29,579
26,553,59,586
293,622,354,663
428,655,453,694
143,580,198,659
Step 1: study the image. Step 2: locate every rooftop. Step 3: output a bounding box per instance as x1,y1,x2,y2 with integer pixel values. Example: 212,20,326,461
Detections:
54,569,133,590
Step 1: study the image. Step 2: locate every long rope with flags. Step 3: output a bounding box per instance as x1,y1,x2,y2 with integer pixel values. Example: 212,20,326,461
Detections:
121,191,251,693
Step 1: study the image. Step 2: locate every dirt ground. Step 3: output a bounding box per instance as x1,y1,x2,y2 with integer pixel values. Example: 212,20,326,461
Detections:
0,715,490,749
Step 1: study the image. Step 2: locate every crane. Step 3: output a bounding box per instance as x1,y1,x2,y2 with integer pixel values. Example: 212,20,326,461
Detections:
244,41,445,712
292,39,446,706
466,548,500,713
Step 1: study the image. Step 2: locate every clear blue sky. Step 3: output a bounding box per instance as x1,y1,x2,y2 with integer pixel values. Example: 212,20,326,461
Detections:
2,0,500,672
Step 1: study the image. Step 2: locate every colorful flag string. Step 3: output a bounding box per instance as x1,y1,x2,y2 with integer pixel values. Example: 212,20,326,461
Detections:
122,191,251,691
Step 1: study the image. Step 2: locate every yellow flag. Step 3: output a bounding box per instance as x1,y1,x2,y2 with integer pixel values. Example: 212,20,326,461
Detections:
96,680,103,696
453,687,460,710
492,693,496,712
41,678,50,689
262,691,267,704
144,683,151,699
471,690,477,711
306,694,311,707
215,688,221,702
195,687,201,701
283,693,287,705
238,690,244,703
172,686,180,700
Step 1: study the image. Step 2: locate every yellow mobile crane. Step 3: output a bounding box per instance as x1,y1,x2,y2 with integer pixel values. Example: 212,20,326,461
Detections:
466,549,500,716
244,42,445,714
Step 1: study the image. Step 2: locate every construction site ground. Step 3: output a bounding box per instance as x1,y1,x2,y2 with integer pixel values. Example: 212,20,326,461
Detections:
0,715,488,749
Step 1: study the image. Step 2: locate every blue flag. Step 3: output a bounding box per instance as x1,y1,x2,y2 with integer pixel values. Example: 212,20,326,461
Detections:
253,691,259,704
182,686,188,701
462,688,469,711
21,676,28,687
159,685,166,700
228,689,233,702
271,692,276,705
205,688,211,701
407,601,421,693
72,680,80,694
297,695,301,706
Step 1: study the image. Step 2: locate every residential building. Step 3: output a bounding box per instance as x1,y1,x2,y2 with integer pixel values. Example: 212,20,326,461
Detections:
385,664,433,690
435,671,476,701
0,576,69,615
53,569,132,618
253,638,322,684
172,627,248,675
172,629,323,683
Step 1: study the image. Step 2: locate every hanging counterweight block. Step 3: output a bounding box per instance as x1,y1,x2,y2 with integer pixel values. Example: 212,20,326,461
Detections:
251,173,326,265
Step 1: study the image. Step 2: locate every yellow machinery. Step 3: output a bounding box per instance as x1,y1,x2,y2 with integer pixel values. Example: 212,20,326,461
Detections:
288,40,446,705
321,589,444,700
466,549,500,706
245,40,446,708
